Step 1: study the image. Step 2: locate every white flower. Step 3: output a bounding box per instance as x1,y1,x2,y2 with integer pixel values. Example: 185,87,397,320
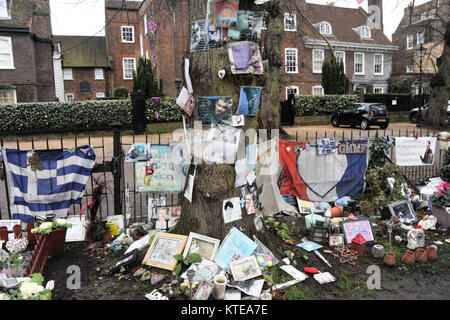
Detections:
45,280,55,290
55,219,67,226
38,222,53,231
19,281,44,299
0,293,10,300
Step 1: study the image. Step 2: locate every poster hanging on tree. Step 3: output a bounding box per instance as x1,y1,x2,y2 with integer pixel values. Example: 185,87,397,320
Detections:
197,97,233,126
395,137,437,166
214,2,238,28
190,19,222,51
135,146,178,193
227,41,263,74
237,86,262,116
228,11,264,41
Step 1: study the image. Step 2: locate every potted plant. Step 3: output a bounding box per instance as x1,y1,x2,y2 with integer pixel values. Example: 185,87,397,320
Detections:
430,181,450,227
31,219,72,257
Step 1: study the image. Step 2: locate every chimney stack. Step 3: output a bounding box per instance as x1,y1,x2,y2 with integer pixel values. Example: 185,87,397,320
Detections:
368,0,384,32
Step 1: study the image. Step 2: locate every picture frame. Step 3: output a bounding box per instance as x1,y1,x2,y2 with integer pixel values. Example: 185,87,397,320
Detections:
142,232,188,271
182,232,221,261
340,218,376,245
388,200,417,223
329,234,344,247
229,255,262,281
297,199,313,215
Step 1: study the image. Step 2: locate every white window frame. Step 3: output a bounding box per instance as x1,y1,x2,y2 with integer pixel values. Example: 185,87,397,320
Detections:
63,68,73,80
140,33,144,57
0,36,14,69
144,15,148,35
334,51,346,73
354,52,365,75
286,86,299,100
94,68,104,80
65,93,75,102
96,92,105,99
312,49,324,74
0,0,10,19
285,48,298,74
407,34,414,50
0,89,16,104
284,13,296,32
122,57,136,80
406,64,414,73
312,85,324,96
121,26,135,43
320,22,332,35
374,87,384,94
417,31,425,45
360,26,371,39
374,53,384,75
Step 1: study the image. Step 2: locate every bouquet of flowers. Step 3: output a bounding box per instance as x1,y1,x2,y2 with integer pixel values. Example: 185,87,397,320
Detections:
0,273,54,300
430,181,450,208
31,218,72,235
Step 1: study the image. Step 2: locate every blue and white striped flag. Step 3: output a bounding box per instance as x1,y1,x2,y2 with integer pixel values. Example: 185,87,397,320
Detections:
2,146,96,224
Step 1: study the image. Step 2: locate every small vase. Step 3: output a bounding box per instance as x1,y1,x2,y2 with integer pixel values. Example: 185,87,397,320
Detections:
45,228,67,257
383,252,396,266
402,250,416,266
426,246,438,261
372,244,385,258
415,248,428,263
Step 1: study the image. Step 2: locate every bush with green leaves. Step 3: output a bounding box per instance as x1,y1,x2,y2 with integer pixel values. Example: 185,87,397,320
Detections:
173,253,202,274
113,87,130,99
0,98,182,132
294,95,358,116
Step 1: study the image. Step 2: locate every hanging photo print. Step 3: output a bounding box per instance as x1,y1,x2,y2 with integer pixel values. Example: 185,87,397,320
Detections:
214,2,238,28
125,143,150,162
197,97,233,126
135,146,178,193
222,197,242,224
176,87,195,116
395,137,437,166
190,19,222,52
229,11,264,41
237,86,262,116
227,41,263,74
184,164,197,202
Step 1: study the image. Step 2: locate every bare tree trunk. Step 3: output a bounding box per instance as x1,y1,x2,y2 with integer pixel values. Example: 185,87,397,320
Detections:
173,0,286,249
425,22,450,128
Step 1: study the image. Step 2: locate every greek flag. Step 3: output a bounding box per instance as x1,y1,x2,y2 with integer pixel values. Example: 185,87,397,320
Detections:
2,146,96,224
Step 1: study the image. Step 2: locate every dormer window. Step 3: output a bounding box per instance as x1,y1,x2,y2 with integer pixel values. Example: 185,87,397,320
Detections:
360,26,371,39
319,22,332,35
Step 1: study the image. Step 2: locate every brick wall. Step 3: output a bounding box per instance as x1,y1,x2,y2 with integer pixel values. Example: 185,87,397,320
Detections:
63,68,109,101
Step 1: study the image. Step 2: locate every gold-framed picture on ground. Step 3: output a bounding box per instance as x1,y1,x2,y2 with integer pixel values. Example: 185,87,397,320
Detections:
142,232,188,271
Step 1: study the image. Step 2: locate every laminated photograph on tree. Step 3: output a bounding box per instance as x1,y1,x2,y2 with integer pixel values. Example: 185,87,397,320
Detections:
228,10,264,41
190,19,222,52
227,41,263,74
237,86,262,116
197,97,233,126
214,2,238,28
222,197,242,224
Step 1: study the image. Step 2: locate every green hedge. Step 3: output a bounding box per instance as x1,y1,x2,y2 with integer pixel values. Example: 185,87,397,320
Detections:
0,96,181,132
294,95,359,116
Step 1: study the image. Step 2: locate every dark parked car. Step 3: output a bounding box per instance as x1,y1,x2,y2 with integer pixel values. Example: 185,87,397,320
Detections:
410,100,450,123
331,103,389,130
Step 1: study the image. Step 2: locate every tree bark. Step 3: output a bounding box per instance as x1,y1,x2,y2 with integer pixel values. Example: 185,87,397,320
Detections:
173,0,287,248
425,22,450,128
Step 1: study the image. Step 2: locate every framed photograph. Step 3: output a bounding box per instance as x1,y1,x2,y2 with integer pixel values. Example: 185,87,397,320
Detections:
340,218,376,245
297,199,313,215
229,255,262,281
193,281,214,300
329,234,344,247
152,207,170,230
388,200,417,223
142,232,188,271
182,232,221,260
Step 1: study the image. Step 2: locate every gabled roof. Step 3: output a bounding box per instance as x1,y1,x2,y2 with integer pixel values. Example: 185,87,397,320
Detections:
54,36,111,68
303,3,392,46
105,0,142,11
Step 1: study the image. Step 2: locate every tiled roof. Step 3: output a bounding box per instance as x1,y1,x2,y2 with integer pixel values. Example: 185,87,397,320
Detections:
105,0,142,10
304,3,392,46
54,36,111,68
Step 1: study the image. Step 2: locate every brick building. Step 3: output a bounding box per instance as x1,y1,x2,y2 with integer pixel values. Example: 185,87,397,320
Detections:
105,0,142,95
391,0,449,95
0,0,56,103
54,36,112,101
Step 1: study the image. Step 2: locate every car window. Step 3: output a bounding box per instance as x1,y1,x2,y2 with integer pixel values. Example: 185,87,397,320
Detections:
343,105,356,112
370,105,387,112
356,105,366,112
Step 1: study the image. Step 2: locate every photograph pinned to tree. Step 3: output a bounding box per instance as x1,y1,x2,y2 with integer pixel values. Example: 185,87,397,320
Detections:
190,19,222,52
228,10,264,41
227,41,263,74
197,97,233,126
142,232,188,271
223,197,242,224
237,86,262,116
182,232,221,261
214,1,238,28
176,87,195,116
